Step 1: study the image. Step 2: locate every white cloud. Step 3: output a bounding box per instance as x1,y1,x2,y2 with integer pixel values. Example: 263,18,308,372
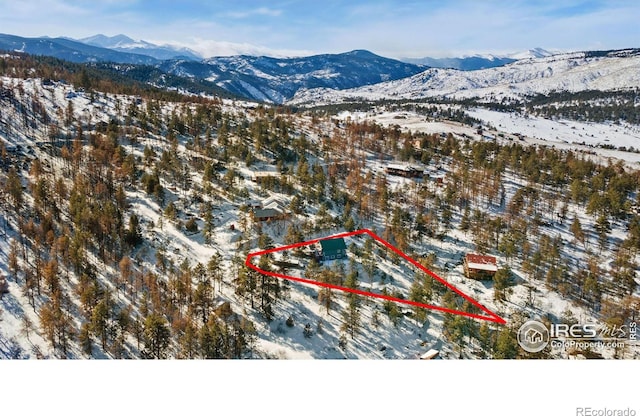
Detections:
225,7,283,19
162,38,315,58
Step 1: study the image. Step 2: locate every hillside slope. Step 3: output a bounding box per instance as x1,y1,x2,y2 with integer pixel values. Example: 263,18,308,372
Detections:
1,56,638,360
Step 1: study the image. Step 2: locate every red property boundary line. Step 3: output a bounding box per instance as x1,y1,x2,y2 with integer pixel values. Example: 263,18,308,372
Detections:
245,229,506,325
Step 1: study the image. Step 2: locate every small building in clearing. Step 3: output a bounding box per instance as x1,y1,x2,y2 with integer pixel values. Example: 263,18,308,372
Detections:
463,253,498,280
385,164,424,178
253,207,284,222
251,171,280,184
319,238,347,261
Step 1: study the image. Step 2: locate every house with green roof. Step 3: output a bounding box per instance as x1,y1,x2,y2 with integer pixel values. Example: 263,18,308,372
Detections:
319,238,347,261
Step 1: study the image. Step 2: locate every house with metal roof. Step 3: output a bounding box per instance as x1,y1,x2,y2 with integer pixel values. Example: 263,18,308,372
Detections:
249,194,290,222
319,238,347,261
463,253,498,280
253,207,284,222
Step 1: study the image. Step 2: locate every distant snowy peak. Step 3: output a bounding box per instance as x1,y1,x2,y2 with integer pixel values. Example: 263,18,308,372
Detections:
403,48,554,71
288,48,640,106
402,55,514,70
0,33,159,64
80,34,138,48
507,47,554,60
78,34,202,61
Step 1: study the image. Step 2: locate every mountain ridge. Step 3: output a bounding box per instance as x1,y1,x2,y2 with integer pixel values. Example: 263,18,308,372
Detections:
3,33,638,106
158,50,427,103
289,49,640,105
78,34,202,61
401,48,553,70
0,33,425,102
0,33,159,65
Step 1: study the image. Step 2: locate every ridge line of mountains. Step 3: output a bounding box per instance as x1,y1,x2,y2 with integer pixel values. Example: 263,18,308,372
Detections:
1,33,638,104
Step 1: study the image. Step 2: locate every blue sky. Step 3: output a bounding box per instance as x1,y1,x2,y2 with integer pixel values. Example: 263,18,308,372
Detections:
1,0,639,58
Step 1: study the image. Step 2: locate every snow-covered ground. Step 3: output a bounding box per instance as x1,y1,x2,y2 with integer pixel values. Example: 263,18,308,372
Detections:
468,108,640,150
1,75,638,360
334,107,640,168
337,110,477,136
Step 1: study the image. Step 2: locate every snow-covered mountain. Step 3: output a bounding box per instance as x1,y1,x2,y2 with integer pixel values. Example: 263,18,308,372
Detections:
5,31,638,107
289,49,640,105
0,33,159,65
0,33,426,103
159,50,426,103
403,55,516,71
402,48,553,70
506,47,554,60
79,34,202,61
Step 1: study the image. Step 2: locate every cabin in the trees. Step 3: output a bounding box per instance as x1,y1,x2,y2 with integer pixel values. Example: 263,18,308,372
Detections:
318,238,347,261
250,195,288,222
463,254,498,280
253,207,283,222
385,164,424,178
251,170,280,184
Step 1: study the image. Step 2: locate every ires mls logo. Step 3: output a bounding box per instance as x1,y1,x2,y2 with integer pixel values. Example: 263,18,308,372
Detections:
517,320,636,353
549,323,598,338
517,320,601,353
517,320,550,353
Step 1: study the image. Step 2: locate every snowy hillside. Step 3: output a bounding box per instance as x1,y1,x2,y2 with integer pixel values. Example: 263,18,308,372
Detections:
1,54,639,361
289,49,640,105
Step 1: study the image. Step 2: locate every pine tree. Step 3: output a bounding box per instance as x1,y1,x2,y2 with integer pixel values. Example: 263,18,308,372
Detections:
570,216,585,246
193,279,213,324
341,296,361,339
143,314,170,359
8,238,20,282
344,215,355,232
5,167,23,210
207,253,223,293
124,214,142,247
595,214,610,251
91,296,111,351
493,327,518,359
341,269,361,338
203,204,214,244
493,267,511,301
180,319,198,359
79,322,92,356
409,272,431,322
611,247,637,295
478,322,492,353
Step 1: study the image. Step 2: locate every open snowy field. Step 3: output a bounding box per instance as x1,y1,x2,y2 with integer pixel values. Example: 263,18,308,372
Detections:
468,108,640,149
334,107,640,167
